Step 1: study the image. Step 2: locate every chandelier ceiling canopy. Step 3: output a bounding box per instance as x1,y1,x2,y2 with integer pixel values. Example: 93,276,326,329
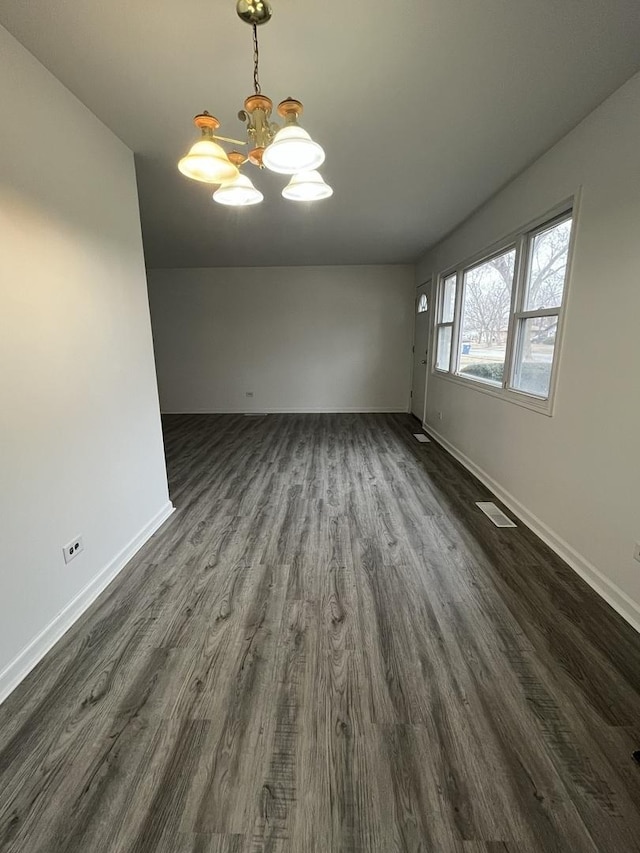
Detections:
177,1,332,207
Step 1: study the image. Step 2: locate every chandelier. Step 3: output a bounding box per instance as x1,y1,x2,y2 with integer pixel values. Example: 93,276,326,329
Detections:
178,1,332,207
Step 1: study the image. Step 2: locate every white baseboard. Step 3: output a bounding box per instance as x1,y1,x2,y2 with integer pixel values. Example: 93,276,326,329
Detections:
0,500,175,705
161,407,409,414
423,422,640,635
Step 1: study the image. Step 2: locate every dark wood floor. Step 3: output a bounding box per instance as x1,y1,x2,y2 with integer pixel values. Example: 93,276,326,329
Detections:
1,413,640,852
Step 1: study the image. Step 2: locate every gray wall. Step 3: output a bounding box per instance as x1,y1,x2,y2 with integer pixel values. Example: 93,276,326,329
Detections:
148,265,415,413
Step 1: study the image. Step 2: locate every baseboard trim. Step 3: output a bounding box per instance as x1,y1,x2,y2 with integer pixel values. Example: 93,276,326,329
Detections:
161,407,409,414
0,500,176,706
423,422,640,635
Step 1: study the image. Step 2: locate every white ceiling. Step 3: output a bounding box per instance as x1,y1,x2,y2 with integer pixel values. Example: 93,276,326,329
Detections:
1,0,640,268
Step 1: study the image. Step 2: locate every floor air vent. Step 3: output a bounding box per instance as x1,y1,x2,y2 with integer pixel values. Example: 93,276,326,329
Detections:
413,433,430,443
476,501,517,528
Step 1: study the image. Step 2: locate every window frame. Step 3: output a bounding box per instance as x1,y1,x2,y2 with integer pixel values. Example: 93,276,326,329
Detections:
431,200,577,416
434,272,457,373
454,242,518,385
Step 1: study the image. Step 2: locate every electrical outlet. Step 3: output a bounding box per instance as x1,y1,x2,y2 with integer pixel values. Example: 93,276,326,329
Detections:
63,536,84,564
438,411,443,421
245,391,254,398
633,542,640,564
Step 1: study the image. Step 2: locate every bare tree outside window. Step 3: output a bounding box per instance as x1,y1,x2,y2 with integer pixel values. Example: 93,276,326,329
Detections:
525,218,572,311
512,217,572,396
458,248,516,383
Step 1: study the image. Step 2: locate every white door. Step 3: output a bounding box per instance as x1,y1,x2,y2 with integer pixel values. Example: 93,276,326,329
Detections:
411,281,431,421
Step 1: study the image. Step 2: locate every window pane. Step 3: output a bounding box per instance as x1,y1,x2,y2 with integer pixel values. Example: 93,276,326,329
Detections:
525,217,572,311
436,326,452,370
442,275,456,323
511,315,558,398
457,248,516,386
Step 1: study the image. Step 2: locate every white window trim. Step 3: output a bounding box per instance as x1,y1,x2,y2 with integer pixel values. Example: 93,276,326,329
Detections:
430,197,579,417
434,272,457,373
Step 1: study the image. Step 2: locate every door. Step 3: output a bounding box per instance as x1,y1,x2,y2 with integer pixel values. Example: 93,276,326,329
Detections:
411,281,431,421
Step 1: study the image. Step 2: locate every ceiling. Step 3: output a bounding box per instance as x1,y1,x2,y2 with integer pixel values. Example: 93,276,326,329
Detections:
1,1,640,268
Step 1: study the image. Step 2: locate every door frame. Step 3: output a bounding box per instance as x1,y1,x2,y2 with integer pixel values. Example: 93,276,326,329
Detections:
410,279,432,424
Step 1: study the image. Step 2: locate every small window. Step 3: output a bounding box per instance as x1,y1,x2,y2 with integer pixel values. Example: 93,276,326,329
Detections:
509,216,572,399
436,326,453,371
417,293,428,313
435,274,456,371
442,276,456,322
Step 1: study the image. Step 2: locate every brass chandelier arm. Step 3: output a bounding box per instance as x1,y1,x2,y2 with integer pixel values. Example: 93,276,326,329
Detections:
212,134,248,146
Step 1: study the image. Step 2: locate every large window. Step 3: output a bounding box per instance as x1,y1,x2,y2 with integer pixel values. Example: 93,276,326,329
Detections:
458,247,516,386
433,208,574,413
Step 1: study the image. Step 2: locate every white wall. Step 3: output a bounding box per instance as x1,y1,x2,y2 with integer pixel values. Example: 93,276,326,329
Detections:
0,25,172,700
148,265,415,413
418,72,640,630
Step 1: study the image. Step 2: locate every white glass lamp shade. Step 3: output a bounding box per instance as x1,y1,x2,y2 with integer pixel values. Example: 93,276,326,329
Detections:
262,125,325,175
178,138,239,184
282,170,333,201
213,173,264,206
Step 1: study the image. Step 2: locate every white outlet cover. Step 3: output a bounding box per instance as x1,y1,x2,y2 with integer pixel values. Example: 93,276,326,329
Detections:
63,536,84,564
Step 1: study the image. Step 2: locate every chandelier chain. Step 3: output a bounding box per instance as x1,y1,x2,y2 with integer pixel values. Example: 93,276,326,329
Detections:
252,24,261,95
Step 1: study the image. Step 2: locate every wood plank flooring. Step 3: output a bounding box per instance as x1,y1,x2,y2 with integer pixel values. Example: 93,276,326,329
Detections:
1,412,640,852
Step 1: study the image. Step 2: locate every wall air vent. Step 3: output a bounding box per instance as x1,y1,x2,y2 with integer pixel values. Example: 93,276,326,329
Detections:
476,501,517,528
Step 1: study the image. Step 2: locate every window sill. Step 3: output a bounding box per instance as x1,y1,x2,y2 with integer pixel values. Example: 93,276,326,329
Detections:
432,369,554,416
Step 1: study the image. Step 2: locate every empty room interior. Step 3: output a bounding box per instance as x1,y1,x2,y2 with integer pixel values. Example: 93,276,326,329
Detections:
2,0,640,850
